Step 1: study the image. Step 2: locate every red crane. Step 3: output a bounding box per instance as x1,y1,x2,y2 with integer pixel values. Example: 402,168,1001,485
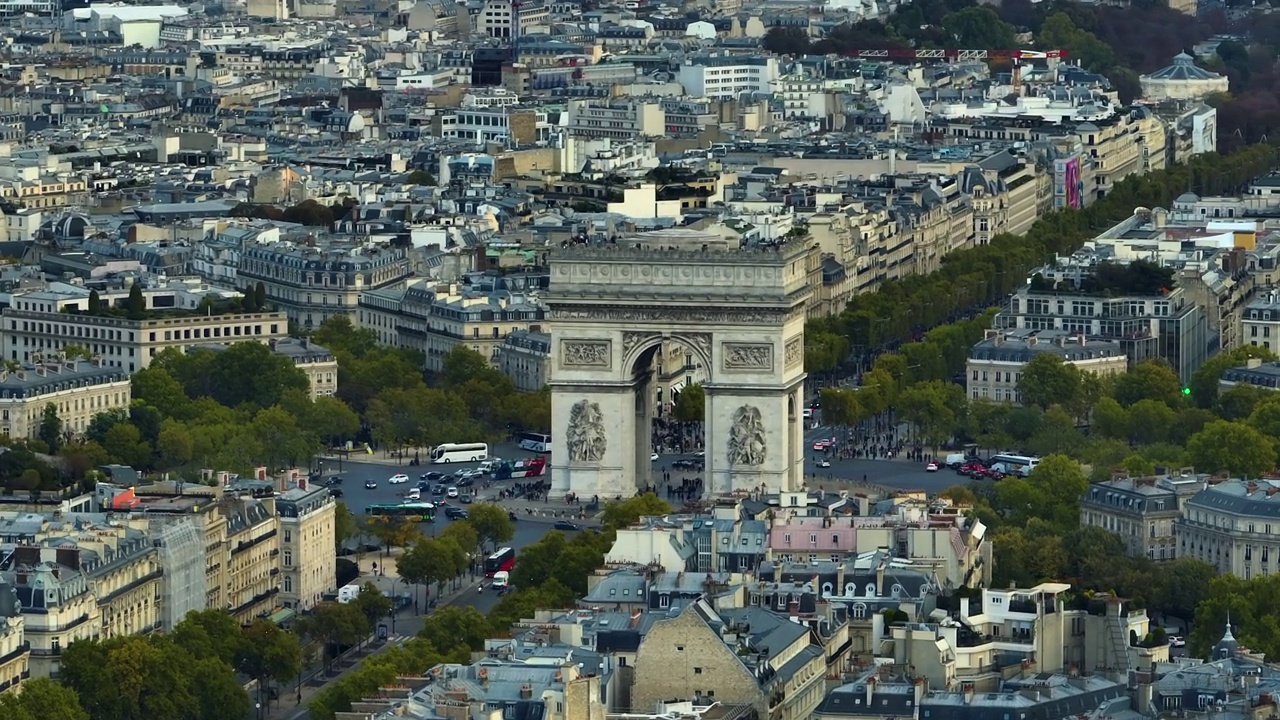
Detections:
843,49,1069,94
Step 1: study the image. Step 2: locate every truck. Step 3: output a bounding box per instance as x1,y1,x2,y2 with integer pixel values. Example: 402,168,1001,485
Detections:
337,584,362,604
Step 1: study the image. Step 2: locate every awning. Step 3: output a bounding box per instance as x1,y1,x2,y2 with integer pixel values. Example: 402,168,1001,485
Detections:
268,608,295,625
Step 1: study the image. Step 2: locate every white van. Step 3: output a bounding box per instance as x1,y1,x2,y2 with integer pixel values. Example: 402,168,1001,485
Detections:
945,453,967,468
492,571,510,589
407,488,421,500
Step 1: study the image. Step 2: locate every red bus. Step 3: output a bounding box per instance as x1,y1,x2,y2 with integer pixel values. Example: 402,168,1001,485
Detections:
484,547,515,577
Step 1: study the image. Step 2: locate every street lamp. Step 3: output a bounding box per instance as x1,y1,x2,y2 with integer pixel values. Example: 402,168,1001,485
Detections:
255,702,262,720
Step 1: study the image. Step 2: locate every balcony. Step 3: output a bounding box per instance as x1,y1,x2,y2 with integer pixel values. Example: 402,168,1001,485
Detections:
1007,599,1038,615
0,642,30,666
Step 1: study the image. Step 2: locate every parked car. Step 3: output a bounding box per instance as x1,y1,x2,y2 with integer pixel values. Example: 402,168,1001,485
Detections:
326,476,344,486
817,459,831,468
650,453,659,461
389,474,409,484
431,485,446,496
554,520,580,531
926,462,939,472
420,471,444,482
1169,636,1186,647
365,480,378,489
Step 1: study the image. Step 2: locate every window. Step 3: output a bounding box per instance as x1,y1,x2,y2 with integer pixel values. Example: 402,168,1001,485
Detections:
283,550,293,566
284,576,293,593
694,667,703,674
284,530,292,543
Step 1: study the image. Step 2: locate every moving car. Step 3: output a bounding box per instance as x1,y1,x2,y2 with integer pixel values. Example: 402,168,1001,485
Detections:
554,520,580,531
817,459,831,468
420,471,444,482
813,440,832,451
389,474,409,484
650,453,659,461
325,477,344,486
445,506,469,520
407,488,421,500
446,487,459,498
926,462,939,472
1169,636,1186,648
329,488,344,498
365,480,378,489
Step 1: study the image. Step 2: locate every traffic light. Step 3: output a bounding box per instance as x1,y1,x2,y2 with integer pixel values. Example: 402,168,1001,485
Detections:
1182,387,1192,396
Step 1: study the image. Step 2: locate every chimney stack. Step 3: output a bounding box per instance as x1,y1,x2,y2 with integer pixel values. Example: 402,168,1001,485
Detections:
866,677,876,707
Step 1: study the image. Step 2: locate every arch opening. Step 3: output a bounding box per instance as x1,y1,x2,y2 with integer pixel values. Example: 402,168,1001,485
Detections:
628,336,709,505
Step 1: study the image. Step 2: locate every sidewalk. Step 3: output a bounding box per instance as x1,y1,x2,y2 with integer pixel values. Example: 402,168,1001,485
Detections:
263,553,477,720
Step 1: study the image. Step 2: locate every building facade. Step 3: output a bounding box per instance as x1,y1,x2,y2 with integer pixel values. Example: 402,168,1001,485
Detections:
495,329,550,392
1079,475,1200,561
238,243,412,330
271,338,338,398
1175,478,1280,578
966,329,1128,404
277,485,335,612
0,358,131,439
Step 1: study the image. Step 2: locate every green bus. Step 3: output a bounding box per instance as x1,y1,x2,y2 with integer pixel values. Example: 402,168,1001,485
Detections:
365,502,436,522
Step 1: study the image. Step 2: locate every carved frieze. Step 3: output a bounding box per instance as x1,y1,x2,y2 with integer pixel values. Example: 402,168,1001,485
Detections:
727,405,766,466
723,343,774,371
784,336,803,369
562,341,611,368
566,400,607,462
550,307,787,324
622,332,658,362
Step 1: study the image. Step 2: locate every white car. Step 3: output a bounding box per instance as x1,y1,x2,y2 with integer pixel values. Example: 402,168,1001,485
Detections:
651,453,659,461
446,486,459,498
925,463,939,472
389,474,409,484
1169,636,1186,648
817,459,831,468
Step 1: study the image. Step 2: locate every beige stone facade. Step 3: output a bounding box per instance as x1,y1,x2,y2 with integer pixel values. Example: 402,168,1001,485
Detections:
0,358,131,440
271,338,338,399
967,330,1129,404
1080,475,1198,562
0,597,29,695
222,495,281,622
277,485,336,611
1,300,287,373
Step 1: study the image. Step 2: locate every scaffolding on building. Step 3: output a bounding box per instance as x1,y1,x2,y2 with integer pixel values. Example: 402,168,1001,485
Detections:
151,517,207,630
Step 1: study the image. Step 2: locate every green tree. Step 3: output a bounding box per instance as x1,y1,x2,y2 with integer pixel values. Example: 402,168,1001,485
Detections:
1190,346,1274,407
38,403,62,453
131,366,193,419
397,537,448,609
466,503,515,552
994,454,1088,531
1112,359,1184,408
239,619,302,705
897,380,965,447
819,388,865,429
1151,557,1217,620
254,282,267,310
126,284,146,320
1016,354,1082,410
87,289,102,316
672,383,705,422
418,606,492,653
1186,420,1276,477
250,405,316,472
940,6,1016,48
601,492,673,531
241,288,258,312
1127,399,1176,445
171,609,245,666
102,422,153,469
353,581,394,629
440,345,493,387
334,501,357,552
301,602,369,672
156,418,195,471
0,676,90,720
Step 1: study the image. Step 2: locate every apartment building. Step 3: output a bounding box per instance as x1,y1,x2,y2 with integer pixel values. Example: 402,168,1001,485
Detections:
565,99,664,140
0,580,28,694
495,329,550,392
1175,478,1280,578
3,545,101,678
1079,474,1202,561
1241,291,1280,352
277,484,335,612
237,243,411,330
966,329,1128,404
766,507,991,589
995,262,1209,384
677,56,778,100
0,358,131,440
605,504,768,573
2,290,287,372
269,338,338,399
222,496,280,622
632,598,827,720
905,585,1162,691
387,285,547,373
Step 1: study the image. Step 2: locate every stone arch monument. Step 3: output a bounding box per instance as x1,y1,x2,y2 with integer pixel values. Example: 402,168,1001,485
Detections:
546,236,812,500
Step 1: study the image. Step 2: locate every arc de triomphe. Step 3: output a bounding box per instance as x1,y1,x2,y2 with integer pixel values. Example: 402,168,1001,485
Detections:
545,238,811,500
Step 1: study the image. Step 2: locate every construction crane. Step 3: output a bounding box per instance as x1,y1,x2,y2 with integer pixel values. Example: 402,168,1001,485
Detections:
842,48,1069,95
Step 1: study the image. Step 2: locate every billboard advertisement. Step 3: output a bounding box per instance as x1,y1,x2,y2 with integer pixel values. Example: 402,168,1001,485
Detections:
1063,156,1082,209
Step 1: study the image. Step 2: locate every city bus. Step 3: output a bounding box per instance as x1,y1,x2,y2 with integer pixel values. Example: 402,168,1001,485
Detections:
365,503,436,522
517,432,551,453
484,547,516,577
988,453,1041,478
430,442,489,464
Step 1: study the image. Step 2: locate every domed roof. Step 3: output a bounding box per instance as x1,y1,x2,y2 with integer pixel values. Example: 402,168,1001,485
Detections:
1144,52,1223,81
1176,191,1199,203
41,213,90,240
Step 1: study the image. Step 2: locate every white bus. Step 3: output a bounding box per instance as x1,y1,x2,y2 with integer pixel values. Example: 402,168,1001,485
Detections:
431,442,489,464
989,453,1041,477
517,432,551,453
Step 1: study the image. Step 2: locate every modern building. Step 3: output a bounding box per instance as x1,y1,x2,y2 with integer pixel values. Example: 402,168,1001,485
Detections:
1175,478,1280,577
0,357,131,440
677,56,778,100
276,484,336,613
1079,474,1202,561
495,329,550,392
237,242,412,330
1,291,287,373
995,261,1209,384
966,329,1128,404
